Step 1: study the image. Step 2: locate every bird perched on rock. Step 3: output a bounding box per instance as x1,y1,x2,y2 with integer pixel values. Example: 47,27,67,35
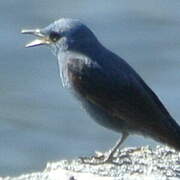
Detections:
21,18,180,164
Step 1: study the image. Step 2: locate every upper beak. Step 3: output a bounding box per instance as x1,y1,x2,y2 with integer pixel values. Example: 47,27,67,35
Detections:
21,29,51,48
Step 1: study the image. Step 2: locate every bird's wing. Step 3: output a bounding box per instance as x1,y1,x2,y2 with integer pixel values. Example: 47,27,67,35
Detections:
80,54,173,132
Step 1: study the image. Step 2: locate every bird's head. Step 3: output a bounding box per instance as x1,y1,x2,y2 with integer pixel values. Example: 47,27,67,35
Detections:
21,18,99,56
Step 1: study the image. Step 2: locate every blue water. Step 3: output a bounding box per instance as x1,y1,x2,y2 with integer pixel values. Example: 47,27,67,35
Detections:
0,0,180,176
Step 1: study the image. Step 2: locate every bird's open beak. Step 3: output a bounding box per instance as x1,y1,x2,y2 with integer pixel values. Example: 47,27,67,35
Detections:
21,29,51,48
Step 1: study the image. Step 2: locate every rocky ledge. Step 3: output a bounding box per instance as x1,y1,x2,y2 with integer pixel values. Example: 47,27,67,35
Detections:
1,146,180,180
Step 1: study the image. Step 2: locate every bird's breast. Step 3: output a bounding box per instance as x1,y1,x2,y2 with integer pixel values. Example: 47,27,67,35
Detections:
58,52,92,88
65,58,113,110
65,58,91,95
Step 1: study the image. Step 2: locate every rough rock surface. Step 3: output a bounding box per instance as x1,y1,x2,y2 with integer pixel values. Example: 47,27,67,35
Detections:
1,146,180,180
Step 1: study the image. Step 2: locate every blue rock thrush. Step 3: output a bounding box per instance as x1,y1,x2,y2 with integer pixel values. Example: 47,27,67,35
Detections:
21,18,180,164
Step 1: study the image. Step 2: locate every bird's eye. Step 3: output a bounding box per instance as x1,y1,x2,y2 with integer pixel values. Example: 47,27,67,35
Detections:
49,31,61,42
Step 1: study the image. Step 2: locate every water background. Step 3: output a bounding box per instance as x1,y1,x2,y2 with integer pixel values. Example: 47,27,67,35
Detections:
0,0,180,176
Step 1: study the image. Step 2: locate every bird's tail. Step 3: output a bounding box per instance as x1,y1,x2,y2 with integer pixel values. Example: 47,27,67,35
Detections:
154,118,180,151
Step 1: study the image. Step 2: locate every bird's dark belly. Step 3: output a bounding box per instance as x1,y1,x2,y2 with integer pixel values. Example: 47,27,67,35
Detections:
67,69,127,132
81,98,127,132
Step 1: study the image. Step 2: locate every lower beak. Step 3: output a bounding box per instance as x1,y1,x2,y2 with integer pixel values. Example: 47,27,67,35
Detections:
21,29,51,48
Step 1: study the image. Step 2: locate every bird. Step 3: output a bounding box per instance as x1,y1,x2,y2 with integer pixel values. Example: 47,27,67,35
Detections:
21,18,180,164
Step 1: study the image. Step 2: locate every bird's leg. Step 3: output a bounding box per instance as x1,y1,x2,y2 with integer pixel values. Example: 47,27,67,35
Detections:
102,132,129,162
81,132,129,164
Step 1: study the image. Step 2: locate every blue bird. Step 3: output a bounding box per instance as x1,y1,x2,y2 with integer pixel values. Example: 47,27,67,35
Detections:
22,18,180,164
